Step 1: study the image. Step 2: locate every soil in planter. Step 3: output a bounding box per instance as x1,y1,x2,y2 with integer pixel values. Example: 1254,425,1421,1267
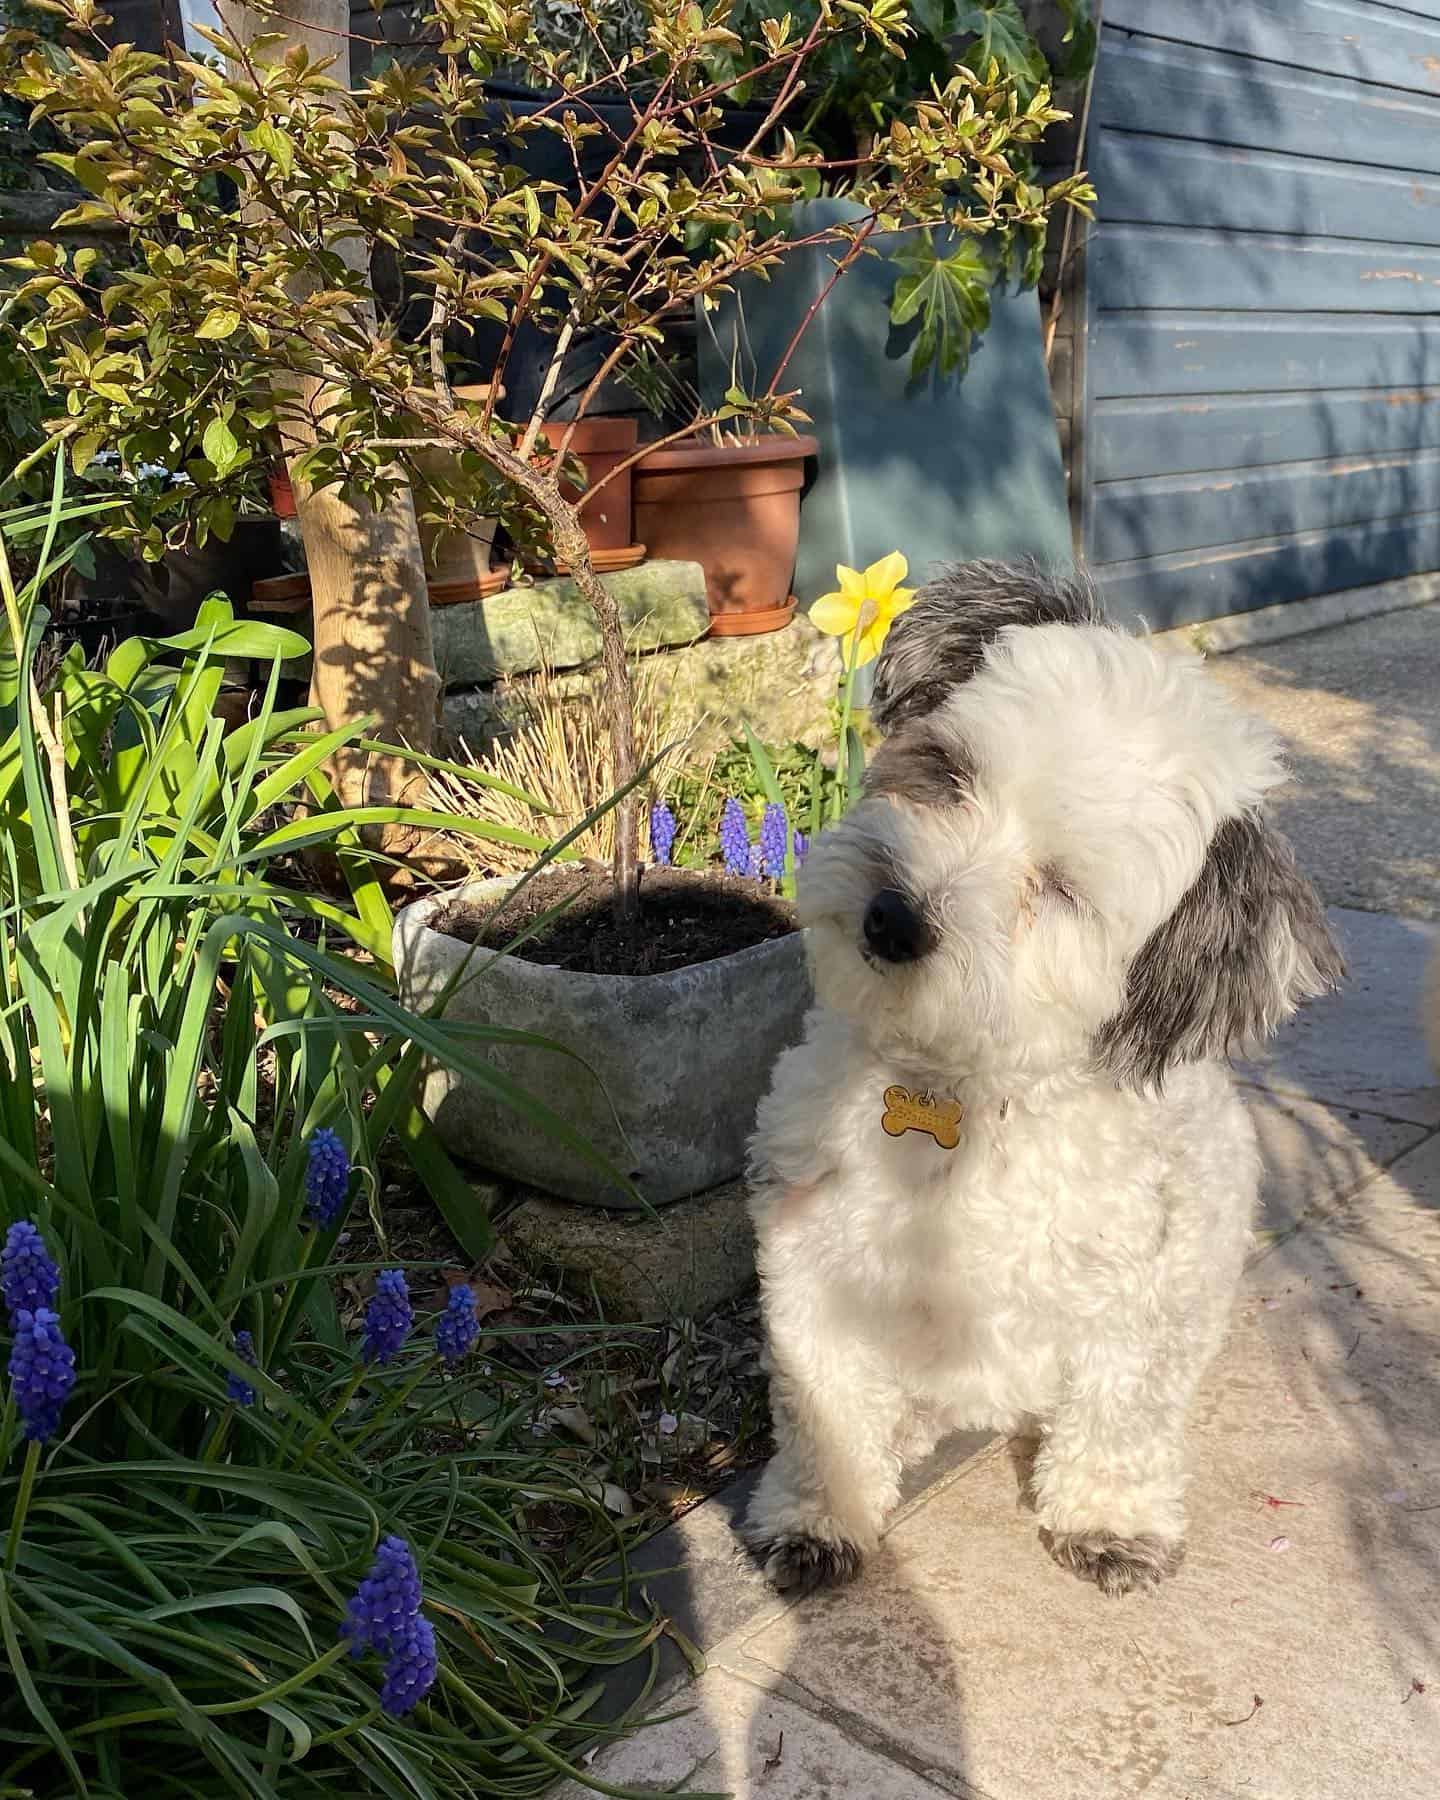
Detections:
437,866,796,977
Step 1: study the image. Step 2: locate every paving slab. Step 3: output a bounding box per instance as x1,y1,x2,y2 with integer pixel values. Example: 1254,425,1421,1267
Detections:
571,1130,1440,1798
1241,1084,1430,1244
1207,600,1440,922
581,1434,995,1734
1240,906,1440,1126
553,1666,959,1799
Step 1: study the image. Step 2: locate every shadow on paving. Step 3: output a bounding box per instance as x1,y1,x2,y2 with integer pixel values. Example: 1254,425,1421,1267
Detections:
1257,1136,1440,1729
1209,602,1440,923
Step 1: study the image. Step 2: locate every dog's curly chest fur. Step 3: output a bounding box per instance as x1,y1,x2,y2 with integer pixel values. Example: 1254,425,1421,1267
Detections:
754,1031,1248,1426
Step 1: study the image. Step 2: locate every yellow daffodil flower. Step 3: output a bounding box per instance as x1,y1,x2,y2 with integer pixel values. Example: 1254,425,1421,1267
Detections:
810,552,915,668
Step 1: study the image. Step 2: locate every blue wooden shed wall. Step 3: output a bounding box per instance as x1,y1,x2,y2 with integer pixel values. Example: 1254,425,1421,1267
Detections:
1081,0,1440,627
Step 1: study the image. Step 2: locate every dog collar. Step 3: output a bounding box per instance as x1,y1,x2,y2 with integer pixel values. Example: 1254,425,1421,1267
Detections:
881,1084,965,1150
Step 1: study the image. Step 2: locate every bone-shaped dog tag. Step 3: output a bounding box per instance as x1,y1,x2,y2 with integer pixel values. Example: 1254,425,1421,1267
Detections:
881,1084,964,1150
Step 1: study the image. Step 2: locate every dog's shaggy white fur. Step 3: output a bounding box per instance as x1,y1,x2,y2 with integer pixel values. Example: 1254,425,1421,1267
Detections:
743,563,1344,1598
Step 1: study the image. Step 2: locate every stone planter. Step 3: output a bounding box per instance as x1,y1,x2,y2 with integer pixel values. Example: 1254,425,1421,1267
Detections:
394,879,812,1208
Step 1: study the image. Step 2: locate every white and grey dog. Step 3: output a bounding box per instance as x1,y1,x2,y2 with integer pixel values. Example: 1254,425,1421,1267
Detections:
743,562,1343,1598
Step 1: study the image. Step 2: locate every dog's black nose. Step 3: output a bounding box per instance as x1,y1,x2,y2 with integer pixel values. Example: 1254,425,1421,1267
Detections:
863,889,931,964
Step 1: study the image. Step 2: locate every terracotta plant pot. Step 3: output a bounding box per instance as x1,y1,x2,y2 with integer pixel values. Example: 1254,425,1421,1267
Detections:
416,382,503,585
267,467,296,519
554,414,639,554
251,567,514,614
632,434,818,635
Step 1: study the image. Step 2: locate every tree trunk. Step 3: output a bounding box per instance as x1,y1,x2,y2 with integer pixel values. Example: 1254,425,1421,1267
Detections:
233,1,442,860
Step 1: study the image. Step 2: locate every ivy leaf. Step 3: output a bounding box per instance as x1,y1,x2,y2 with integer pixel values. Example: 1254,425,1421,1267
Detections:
907,0,957,39
954,2,1049,95
889,233,994,381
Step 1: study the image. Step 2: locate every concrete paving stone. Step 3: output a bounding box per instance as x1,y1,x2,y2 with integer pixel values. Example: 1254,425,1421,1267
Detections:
1240,906,1440,1126
581,1436,999,1734
702,1142,1440,1800
1207,600,1440,923
1240,1084,1431,1244
547,1666,958,1799
1155,571,1440,661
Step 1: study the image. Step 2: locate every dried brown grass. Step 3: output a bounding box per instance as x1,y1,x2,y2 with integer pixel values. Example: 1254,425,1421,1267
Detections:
428,651,697,873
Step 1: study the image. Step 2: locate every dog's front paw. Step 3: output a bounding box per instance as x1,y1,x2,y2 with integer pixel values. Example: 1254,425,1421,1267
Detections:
1047,1530,1182,1597
752,1531,863,1595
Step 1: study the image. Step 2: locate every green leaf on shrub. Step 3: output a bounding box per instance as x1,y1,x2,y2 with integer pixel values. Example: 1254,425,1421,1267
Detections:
71,427,106,475
201,414,240,475
246,119,295,177
195,308,242,340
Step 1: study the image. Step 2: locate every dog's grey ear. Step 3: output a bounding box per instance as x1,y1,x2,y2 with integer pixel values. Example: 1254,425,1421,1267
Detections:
871,559,1104,735
1095,815,1345,1090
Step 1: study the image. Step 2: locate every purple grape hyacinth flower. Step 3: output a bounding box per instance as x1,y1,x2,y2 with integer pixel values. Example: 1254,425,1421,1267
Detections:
648,802,677,867
435,1285,479,1368
343,1535,424,1656
792,830,810,869
745,842,764,880
2,1220,60,1321
8,1306,76,1443
759,803,788,880
228,1330,257,1408
380,1614,438,1717
362,1270,413,1365
719,797,751,877
304,1128,350,1229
